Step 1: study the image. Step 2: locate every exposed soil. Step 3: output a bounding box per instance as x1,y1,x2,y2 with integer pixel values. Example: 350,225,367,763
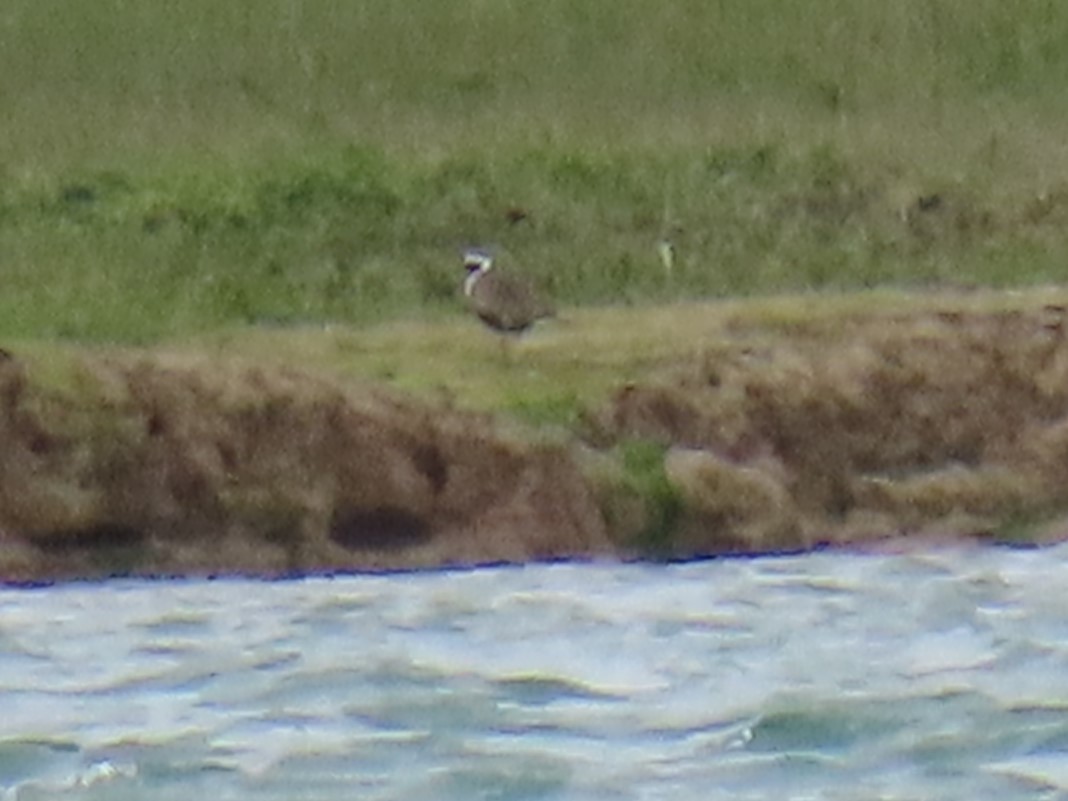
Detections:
0,351,611,582
5,300,1068,582
593,303,1068,555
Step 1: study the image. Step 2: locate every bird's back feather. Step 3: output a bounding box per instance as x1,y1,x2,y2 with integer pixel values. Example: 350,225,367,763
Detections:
467,270,553,333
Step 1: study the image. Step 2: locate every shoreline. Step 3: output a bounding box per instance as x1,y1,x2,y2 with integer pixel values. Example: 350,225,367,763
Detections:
4,286,1068,583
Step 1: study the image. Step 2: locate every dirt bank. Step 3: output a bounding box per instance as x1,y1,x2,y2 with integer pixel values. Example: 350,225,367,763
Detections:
0,350,611,582
5,295,1068,581
592,302,1068,555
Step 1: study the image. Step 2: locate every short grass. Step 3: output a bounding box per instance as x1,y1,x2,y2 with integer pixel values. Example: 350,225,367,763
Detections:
15,281,1066,563
174,282,1068,426
3,1,1068,343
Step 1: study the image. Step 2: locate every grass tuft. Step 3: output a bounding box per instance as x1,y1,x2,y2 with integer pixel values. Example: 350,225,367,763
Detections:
618,440,683,559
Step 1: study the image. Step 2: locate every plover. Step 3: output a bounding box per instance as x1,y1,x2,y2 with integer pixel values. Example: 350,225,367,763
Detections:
462,248,554,335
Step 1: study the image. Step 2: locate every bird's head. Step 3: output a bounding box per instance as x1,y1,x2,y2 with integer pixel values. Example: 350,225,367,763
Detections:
462,248,494,276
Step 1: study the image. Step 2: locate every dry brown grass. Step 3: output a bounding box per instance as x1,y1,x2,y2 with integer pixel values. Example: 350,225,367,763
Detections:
597,300,1068,554
0,348,610,581
7,286,1068,580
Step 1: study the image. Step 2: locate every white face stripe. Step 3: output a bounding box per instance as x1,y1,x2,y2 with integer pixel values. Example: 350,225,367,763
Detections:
463,269,482,297
463,250,494,272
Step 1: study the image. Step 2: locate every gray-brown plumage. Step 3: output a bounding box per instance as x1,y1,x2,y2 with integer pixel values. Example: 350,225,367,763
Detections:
462,248,554,334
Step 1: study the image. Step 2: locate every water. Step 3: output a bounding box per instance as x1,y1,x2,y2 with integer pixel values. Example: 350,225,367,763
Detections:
3,544,1068,800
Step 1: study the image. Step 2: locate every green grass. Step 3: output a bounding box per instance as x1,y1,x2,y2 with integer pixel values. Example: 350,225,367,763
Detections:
3,1,1068,342
619,440,683,559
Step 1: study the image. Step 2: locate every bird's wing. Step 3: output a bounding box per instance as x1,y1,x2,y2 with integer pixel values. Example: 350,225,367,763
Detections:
498,274,554,321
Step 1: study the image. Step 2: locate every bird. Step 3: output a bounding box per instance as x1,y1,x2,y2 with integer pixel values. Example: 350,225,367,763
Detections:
461,248,554,335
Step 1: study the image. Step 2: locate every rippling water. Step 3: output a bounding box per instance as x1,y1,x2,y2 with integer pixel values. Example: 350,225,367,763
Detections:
4,544,1068,799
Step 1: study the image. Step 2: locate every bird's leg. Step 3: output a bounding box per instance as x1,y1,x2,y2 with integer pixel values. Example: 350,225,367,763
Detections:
498,335,515,363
